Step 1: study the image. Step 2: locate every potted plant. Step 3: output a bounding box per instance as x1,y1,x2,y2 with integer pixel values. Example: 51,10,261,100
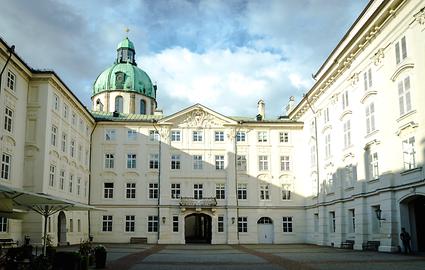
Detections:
79,240,92,270
94,245,107,269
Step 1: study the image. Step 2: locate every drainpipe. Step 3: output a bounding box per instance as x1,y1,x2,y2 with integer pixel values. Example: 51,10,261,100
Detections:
152,120,161,242
88,121,98,240
0,45,15,95
234,121,243,242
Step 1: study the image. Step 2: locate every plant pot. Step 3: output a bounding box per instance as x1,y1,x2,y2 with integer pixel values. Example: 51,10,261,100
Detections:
80,255,89,270
95,251,107,269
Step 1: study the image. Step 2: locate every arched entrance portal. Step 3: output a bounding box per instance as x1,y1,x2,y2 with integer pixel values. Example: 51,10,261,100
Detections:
257,217,274,244
185,213,212,244
57,211,67,245
400,195,425,251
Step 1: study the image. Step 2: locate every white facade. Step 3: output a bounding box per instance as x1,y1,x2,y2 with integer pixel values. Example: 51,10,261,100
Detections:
0,0,424,251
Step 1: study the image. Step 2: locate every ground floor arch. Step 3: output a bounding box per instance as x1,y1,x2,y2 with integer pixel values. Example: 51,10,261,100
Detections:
57,211,67,245
257,217,274,244
184,213,212,244
400,194,425,252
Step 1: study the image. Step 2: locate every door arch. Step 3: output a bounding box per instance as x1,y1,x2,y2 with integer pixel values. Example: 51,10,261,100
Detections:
184,213,212,244
57,211,67,245
257,217,274,244
400,195,425,251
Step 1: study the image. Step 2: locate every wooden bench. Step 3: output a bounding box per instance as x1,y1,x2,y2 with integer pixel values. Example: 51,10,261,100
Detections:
341,240,355,249
0,238,18,248
130,237,148,244
362,241,380,251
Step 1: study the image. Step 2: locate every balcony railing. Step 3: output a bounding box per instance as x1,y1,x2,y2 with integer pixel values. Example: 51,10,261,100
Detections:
179,197,217,207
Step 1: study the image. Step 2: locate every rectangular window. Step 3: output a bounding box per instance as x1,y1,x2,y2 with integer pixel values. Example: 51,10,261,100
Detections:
325,133,331,158
127,153,137,169
194,184,203,199
104,182,114,199
218,216,224,232
51,125,58,146
281,184,291,200
257,131,268,142
78,144,82,161
330,211,336,233
280,156,290,171
192,131,203,142
48,217,51,233
193,155,203,170
349,209,355,233
127,129,137,140
49,165,55,187
172,216,179,232
258,155,268,171
69,219,73,232
63,104,68,119
171,130,181,142
149,183,159,199
314,214,319,233
125,215,135,232
70,140,75,157
214,131,224,142
77,177,81,195
61,133,67,152
149,154,159,169
126,183,136,199
102,215,113,232
323,107,330,124
6,70,15,91
69,174,73,193
72,112,76,125
279,132,289,143
59,170,65,190
171,183,181,199
327,172,335,193
282,217,293,232
395,36,407,64
310,145,316,168
215,184,225,199
4,107,13,132
402,136,416,170
78,219,81,232
105,129,116,141
363,68,373,91
0,217,7,232
1,154,11,180
236,155,247,172
236,131,246,142
84,180,88,197
237,183,247,200
171,155,181,170
238,217,247,233
344,164,354,187
342,90,349,110
344,119,351,148
368,151,379,180
260,183,270,200
53,94,60,110
147,216,158,232
149,130,160,141
215,155,224,170
104,153,114,169
398,76,412,116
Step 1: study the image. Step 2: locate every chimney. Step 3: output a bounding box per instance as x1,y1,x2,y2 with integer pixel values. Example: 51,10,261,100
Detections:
257,99,265,121
285,96,295,116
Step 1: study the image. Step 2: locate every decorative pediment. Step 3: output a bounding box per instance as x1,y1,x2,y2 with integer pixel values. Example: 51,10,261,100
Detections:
159,104,236,128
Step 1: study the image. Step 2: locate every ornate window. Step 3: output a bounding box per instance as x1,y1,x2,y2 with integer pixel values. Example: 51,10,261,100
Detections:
115,95,123,113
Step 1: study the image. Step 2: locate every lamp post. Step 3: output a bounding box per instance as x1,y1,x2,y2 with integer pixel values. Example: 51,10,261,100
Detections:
0,45,15,94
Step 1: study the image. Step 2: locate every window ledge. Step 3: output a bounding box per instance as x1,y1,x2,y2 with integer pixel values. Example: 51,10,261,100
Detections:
401,166,422,175
396,110,416,123
344,186,354,191
368,178,379,183
365,129,379,139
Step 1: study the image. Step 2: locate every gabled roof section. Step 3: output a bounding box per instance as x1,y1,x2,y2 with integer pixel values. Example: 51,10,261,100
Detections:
158,103,238,126
91,111,163,122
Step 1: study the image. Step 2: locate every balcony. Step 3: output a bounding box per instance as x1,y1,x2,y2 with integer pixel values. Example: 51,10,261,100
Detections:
179,197,217,210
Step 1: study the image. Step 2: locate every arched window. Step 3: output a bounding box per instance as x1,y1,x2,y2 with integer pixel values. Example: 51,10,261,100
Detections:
257,217,273,224
140,99,146,114
115,96,123,113
96,99,104,112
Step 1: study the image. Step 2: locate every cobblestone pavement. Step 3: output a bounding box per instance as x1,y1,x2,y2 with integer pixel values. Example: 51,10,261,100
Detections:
67,243,425,270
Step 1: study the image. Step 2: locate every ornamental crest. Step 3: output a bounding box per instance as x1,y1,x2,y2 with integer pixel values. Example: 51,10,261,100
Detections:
181,109,223,128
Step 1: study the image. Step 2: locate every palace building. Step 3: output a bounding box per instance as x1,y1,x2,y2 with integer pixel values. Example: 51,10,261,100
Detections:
0,0,424,252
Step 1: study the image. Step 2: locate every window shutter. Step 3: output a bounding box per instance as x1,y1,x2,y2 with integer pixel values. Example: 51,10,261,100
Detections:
401,36,407,59
404,77,411,112
395,42,400,64
368,69,372,88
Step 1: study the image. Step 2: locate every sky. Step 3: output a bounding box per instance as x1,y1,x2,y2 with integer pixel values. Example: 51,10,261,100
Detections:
0,0,369,118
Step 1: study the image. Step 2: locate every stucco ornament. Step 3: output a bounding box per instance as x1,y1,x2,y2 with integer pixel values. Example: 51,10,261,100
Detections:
372,48,385,66
182,109,222,128
414,8,425,25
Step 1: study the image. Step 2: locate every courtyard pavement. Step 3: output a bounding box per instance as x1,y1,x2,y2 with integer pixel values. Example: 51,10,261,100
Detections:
60,243,425,270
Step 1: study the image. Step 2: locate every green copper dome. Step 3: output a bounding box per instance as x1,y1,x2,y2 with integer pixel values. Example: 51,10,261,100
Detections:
92,37,156,99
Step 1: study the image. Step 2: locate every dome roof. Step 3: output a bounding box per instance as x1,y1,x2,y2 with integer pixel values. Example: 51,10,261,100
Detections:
92,62,155,98
92,37,156,99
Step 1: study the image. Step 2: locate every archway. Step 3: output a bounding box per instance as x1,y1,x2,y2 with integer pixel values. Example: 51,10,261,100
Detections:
57,211,67,245
400,195,425,251
185,213,212,244
257,217,274,244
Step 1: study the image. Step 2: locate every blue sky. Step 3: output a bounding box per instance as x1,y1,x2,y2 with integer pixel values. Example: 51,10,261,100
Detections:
0,0,368,117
